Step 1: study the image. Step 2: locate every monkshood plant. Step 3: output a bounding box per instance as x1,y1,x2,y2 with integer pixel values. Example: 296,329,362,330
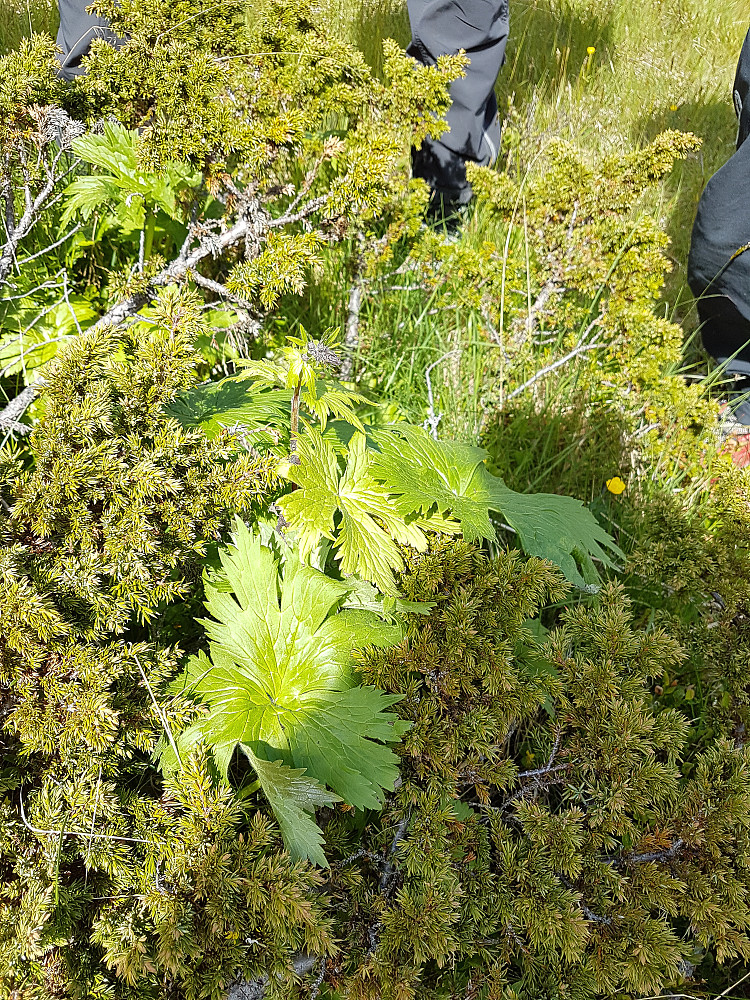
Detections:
168,328,624,593
159,519,410,866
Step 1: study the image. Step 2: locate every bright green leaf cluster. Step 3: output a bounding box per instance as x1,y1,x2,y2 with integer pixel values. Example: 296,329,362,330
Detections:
161,519,409,864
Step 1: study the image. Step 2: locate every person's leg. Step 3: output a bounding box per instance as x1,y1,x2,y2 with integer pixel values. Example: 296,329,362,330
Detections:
407,0,509,209
697,297,750,426
688,25,750,386
56,0,120,81
688,138,750,367
733,27,750,148
695,295,750,369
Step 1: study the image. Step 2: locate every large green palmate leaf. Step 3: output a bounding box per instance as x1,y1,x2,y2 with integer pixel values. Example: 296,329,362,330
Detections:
161,520,408,864
369,424,623,588
278,421,621,591
278,428,433,594
165,379,290,443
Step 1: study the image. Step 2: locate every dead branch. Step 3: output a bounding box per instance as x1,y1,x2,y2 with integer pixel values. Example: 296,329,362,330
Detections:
12,224,82,271
0,214,257,424
558,874,613,926
340,277,363,380
227,955,319,1000
511,278,564,345
0,164,332,434
505,320,601,403
0,148,81,283
628,839,684,865
0,385,37,436
187,268,258,313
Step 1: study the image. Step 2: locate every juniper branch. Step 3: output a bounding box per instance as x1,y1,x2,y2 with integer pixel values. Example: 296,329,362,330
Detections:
18,786,153,845
628,839,684,865
187,267,259,313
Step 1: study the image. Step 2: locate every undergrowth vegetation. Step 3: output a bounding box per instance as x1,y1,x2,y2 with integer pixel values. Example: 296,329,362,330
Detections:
3,0,750,997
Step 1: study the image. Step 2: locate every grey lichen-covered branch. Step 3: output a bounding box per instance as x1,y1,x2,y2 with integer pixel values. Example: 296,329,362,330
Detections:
227,812,412,1000
0,384,36,436
227,955,319,1000
0,146,81,284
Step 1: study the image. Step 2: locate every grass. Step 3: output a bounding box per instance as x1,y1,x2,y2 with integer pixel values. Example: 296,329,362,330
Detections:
2,0,745,309
0,0,56,53
499,0,747,311
320,0,749,454
325,0,747,314
5,0,745,492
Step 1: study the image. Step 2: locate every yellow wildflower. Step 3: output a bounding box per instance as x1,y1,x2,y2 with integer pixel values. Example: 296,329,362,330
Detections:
606,476,626,495
587,46,596,55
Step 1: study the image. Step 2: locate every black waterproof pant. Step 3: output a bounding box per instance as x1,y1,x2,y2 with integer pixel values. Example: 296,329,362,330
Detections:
407,0,509,205
688,27,750,371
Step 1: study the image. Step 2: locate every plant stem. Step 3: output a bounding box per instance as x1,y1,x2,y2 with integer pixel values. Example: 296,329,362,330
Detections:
143,210,156,262
290,374,302,457
54,822,64,910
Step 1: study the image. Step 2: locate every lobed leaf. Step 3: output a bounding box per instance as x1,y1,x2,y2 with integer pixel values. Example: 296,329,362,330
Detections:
370,425,623,588
163,520,407,862
240,748,338,867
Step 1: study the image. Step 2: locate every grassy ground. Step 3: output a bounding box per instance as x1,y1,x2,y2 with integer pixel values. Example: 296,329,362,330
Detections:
309,0,750,474
324,0,747,312
0,0,56,52
499,0,747,311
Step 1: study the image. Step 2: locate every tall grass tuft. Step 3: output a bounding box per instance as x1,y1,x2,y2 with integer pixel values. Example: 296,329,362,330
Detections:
0,0,57,52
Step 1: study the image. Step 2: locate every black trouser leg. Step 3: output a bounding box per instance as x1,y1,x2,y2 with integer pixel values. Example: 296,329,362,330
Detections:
696,295,750,371
56,0,121,80
688,26,750,366
734,26,750,148
407,0,509,204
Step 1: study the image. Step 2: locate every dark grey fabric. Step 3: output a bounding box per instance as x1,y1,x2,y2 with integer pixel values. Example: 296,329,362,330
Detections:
688,27,750,368
735,27,750,148
56,0,121,80
407,0,509,204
